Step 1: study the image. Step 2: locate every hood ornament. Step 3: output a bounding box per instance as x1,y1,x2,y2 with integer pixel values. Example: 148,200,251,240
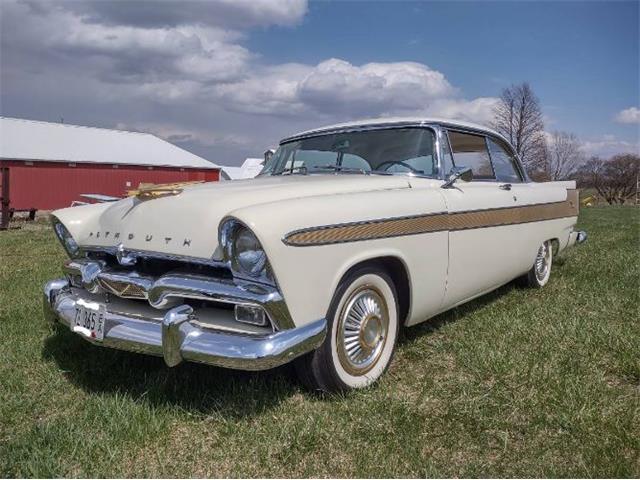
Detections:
116,243,137,266
128,181,204,201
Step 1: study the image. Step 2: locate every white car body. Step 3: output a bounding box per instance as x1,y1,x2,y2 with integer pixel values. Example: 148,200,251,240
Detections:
43,118,586,384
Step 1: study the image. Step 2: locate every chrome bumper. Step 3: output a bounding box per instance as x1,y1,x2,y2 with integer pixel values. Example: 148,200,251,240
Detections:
43,278,326,371
568,230,588,247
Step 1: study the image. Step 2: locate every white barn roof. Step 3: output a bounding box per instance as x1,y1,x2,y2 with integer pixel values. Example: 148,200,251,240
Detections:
220,157,264,180
0,117,218,169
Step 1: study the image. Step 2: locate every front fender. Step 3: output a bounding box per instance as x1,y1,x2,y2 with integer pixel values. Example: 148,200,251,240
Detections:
227,187,449,327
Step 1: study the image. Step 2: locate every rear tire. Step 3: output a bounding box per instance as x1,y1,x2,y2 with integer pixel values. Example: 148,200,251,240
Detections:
295,266,400,393
522,240,553,288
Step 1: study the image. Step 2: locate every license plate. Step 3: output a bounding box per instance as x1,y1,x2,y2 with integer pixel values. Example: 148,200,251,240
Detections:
72,299,106,341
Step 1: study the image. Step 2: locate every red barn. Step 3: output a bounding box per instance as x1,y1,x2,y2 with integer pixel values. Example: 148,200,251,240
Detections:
0,117,220,223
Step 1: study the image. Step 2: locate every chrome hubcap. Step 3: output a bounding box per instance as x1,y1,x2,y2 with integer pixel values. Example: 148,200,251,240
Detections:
534,242,551,282
337,287,389,375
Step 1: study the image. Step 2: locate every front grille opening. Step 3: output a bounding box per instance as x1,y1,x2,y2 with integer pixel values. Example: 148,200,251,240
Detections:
68,274,83,289
185,299,234,311
86,252,233,279
98,278,147,299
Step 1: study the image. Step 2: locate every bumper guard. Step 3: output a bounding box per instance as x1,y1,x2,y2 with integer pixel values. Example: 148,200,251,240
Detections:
568,229,588,247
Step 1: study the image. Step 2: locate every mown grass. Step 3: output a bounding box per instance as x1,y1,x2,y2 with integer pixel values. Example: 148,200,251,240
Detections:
0,207,638,477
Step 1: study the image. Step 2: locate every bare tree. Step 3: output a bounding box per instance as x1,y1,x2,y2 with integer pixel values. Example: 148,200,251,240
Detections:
492,82,547,174
577,154,639,204
546,131,583,180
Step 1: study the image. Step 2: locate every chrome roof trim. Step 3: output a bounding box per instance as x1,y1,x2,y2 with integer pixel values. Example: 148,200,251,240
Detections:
280,118,511,147
280,121,433,144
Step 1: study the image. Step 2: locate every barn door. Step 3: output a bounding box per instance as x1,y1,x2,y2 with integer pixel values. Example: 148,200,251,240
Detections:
0,166,9,230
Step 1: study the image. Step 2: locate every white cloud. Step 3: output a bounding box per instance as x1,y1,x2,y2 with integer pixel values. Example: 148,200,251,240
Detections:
614,107,640,124
35,7,252,84
115,122,252,148
428,97,499,125
0,0,513,163
297,59,455,116
581,135,640,157
212,59,496,125
541,130,638,159
214,63,311,115
27,0,308,30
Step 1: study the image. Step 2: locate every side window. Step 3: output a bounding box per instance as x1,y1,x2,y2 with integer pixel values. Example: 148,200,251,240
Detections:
487,138,523,183
447,131,495,180
441,134,454,174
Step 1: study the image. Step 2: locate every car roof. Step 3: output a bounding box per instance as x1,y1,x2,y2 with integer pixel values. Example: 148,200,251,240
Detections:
281,117,510,146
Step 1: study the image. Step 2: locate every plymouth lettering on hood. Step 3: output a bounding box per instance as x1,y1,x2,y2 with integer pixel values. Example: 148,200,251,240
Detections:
87,230,192,247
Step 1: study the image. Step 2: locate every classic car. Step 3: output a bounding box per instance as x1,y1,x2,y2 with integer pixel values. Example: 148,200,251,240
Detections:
43,118,587,392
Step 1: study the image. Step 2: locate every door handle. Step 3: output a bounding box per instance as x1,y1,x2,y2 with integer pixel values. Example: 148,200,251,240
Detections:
499,183,512,191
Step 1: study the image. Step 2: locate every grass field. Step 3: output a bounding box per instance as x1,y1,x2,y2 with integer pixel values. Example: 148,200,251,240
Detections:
1,207,638,477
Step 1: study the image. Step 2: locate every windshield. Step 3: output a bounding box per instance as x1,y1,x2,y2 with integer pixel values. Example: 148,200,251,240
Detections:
261,127,438,177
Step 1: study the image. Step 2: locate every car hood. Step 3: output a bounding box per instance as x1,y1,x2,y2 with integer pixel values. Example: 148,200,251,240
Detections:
54,174,411,260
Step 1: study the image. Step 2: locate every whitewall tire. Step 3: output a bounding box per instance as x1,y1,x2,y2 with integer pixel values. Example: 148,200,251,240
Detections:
295,266,400,392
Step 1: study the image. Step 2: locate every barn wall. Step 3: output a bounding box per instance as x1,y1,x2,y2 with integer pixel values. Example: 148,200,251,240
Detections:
1,160,219,210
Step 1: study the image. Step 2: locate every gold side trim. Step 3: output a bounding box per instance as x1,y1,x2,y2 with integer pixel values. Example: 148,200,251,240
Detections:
284,189,578,246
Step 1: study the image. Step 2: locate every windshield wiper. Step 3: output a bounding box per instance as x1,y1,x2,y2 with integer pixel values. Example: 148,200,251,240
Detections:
310,165,369,174
275,166,308,176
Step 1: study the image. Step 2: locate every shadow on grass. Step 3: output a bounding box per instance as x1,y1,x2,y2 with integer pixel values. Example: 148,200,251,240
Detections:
41,275,539,415
400,253,574,342
42,328,300,419
400,281,518,343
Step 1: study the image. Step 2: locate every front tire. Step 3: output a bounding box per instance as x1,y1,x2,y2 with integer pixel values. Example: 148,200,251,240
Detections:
523,240,553,288
295,266,400,393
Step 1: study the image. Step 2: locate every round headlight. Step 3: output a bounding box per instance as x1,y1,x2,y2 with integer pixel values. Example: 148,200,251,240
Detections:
53,221,79,256
233,226,267,276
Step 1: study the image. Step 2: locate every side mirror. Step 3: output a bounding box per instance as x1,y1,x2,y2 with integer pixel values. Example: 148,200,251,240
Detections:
442,166,473,189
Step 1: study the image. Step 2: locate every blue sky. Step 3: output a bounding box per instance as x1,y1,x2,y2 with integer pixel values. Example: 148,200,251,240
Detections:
249,1,639,141
1,0,638,164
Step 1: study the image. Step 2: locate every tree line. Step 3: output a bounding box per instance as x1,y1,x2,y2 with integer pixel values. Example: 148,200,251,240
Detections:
491,82,639,205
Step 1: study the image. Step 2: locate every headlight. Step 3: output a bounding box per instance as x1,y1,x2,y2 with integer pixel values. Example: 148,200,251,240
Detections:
52,219,80,257
234,227,267,276
219,218,271,281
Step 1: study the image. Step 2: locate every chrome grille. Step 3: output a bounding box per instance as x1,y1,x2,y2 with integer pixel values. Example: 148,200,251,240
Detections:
62,257,290,331
98,278,148,299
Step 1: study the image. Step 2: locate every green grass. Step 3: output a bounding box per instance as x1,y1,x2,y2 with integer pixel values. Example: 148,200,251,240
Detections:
1,207,638,477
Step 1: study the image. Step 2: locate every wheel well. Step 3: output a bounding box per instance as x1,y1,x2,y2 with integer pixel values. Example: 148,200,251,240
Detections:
549,238,560,256
339,256,411,323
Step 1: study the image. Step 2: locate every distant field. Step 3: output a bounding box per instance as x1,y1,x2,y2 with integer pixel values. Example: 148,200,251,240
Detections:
1,207,638,477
